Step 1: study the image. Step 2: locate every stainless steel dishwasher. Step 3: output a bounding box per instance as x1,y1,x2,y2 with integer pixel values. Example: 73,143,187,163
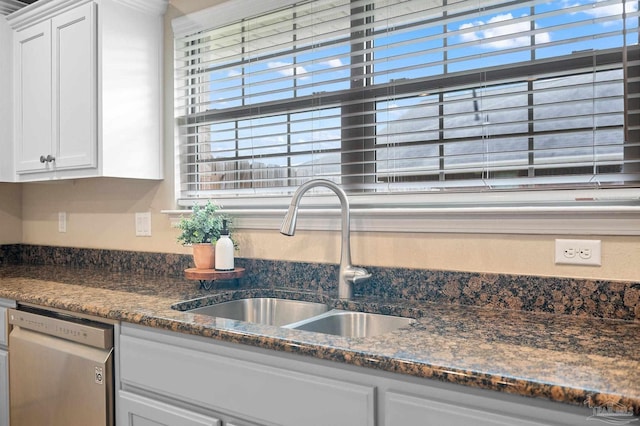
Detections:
8,306,114,426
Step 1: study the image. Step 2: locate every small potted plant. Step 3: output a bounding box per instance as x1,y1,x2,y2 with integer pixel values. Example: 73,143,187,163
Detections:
176,201,227,269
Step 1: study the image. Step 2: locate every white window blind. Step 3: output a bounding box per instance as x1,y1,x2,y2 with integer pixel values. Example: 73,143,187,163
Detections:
174,0,640,203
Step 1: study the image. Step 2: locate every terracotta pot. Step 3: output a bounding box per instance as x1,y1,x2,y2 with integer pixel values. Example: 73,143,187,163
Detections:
192,243,215,269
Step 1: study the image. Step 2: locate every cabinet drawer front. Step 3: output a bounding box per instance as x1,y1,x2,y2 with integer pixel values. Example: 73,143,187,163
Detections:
119,391,221,426
120,335,375,426
387,391,537,426
385,391,591,426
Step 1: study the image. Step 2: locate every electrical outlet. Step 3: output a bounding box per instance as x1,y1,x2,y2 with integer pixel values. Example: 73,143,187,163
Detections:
555,239,601,266
135,212,152,237
58,212,66,233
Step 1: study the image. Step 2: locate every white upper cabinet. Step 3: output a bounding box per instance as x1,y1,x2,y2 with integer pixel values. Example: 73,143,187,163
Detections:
14,12,62,173
8,0,167,182
0,16,14,182
52,3,96,171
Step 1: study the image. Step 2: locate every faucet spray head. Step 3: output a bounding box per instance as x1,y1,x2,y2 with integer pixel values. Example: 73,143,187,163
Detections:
279,205,298,236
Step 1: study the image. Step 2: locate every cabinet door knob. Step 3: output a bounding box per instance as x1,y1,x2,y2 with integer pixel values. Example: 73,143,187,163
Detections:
40,155,46,163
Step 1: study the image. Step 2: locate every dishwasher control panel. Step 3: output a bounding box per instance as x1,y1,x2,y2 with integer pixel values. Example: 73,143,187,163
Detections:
8,308,113,349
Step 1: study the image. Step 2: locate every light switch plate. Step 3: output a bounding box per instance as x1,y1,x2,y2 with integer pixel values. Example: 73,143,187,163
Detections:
135,212,152,237
58,212,66,233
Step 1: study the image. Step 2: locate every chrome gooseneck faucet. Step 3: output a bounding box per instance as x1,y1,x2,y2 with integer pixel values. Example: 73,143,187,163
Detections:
280,179,371,300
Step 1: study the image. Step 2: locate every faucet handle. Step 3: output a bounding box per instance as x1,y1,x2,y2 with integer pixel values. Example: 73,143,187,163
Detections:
339,266,371,300
344,266,372,285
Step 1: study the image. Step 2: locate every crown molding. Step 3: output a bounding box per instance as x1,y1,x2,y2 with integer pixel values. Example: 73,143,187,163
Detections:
0,0,32,16
110,0,167,16
7,0,167,29
8,0,88,28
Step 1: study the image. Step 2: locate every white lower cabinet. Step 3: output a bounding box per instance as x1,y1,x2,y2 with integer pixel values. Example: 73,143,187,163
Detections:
0,301,15,426
383,385,601,426
119,323,595,426
0,350,8,426
385,390,585,426
119,325,375,426
119,391,221,426
118,389,261,426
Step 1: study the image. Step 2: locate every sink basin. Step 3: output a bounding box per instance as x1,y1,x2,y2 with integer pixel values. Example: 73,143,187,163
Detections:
288,310,415,338
187,298,330,327
184,297,413,338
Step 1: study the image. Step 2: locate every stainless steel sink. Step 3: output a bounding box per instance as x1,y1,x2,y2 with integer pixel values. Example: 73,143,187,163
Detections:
287,310,415,338
185,297,414,338
187,298,330,327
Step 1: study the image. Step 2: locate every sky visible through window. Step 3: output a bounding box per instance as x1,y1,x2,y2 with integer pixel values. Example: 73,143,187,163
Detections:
188,0,637,192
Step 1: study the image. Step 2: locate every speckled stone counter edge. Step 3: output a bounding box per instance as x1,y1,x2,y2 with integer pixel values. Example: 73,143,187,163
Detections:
2,253,639,415
2,244,638,321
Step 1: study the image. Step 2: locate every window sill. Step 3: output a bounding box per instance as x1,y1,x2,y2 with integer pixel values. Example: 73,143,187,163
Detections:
167,188,640,235
164,205,640,236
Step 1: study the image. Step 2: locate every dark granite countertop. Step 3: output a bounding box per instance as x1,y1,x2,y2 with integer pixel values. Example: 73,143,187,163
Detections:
1,264,638,415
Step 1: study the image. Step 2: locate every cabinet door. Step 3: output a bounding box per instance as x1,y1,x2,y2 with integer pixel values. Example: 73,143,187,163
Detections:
119,391,221,426
0,351,8,426
14,19,52,173
51,2,97,171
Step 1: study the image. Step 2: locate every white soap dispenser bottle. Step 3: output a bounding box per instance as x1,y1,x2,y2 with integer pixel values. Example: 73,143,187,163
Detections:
215,219,234,271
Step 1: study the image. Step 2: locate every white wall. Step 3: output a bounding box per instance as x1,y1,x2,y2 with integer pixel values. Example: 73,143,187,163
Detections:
12,0,640,282
0,183,21,244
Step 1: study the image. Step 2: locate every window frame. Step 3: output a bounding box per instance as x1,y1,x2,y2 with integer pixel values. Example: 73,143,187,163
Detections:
170,0,640,236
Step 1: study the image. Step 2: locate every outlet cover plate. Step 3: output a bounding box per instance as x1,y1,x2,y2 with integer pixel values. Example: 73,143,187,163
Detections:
555,239,601,266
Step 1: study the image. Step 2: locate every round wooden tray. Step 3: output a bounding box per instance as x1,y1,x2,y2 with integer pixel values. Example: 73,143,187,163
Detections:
184,267,245,281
